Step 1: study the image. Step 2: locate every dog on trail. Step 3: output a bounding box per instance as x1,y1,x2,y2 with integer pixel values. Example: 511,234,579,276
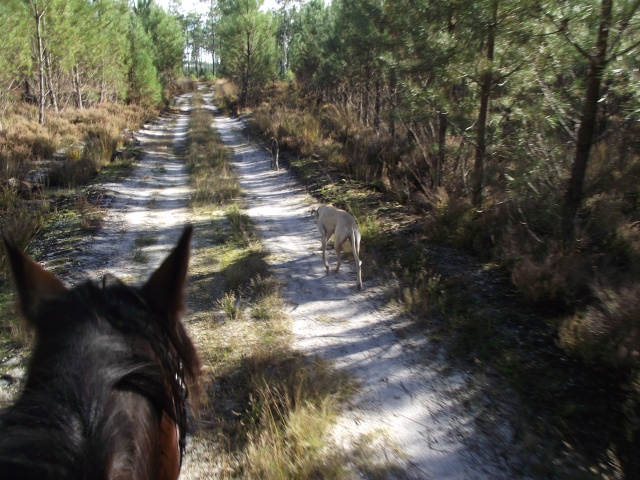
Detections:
268,136,279,170
311,205,362,290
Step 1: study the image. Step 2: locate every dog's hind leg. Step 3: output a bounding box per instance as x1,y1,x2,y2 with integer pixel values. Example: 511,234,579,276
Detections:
269,137,279,170
352,229,363,290
319,225,330,271
333,228,349,273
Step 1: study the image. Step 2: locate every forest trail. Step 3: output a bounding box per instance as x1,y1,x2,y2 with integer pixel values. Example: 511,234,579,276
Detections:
207,91,522,479
1,91,525,479
62,94,193,287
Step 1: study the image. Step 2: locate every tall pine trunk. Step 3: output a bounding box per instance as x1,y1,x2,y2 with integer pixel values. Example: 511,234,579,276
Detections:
32,1,47,125
389,67,397,139
472,0,497,207
211,32,216,76
241,31,251,106
73,64,83,109
437,109,447,187
363,62,370,126
561,0,612,245
99,63,106,103
44,51,59,115
41,13,58,116
374,78,381,131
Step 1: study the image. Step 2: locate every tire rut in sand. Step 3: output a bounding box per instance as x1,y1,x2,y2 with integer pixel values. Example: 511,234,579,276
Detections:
65,95,193,287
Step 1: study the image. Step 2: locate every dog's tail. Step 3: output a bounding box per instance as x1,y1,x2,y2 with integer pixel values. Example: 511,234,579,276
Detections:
351,227,363,290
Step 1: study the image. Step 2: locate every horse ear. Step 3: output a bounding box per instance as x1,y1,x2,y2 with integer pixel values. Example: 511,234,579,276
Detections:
142,226,192,318
2,235,67,320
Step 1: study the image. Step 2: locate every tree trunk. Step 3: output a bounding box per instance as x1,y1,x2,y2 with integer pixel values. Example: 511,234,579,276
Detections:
281,35,286,77
389,67,397,139
210,0,216,76
363,63,370,126
24,77,36,104
44,50,59,115
242,30,251,106
33,1,47,125
561,0,612,245
193,42,200,77
73,64,83,109
99,64,106,103
472,0,497,207
211,32,216,76
437,109,447,187
374,78,381,131
186,30,191,74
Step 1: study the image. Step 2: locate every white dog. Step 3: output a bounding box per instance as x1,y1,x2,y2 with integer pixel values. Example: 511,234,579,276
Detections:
268,137,279,170
311,205,362,290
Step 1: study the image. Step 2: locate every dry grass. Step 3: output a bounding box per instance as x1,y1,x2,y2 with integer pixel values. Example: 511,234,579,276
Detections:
0,189,48,241
213,79,240,114
0,98,152,348
185,214,354,479
182,91,360,479
1,102,148,174
186,98,241,206
215,291,246,321
74,194,106,231
240,386,348,479
0,286,32,348
254,104,322,156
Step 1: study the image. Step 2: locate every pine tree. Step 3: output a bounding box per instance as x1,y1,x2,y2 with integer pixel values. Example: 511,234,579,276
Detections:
0,0,31,119
127,13,162,106
218,0,277,106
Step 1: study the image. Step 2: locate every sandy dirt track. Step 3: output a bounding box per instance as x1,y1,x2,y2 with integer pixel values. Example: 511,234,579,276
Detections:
2,90,528,479
64,95,193,286
207,91,523,479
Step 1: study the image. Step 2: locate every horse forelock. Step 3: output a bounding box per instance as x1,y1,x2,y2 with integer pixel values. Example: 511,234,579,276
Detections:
1,275,198,479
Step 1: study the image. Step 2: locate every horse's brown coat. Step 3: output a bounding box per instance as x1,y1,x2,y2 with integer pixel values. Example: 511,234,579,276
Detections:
0,226,201,480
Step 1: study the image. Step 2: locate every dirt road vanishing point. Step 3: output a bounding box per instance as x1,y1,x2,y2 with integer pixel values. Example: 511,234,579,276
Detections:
3,90,528,479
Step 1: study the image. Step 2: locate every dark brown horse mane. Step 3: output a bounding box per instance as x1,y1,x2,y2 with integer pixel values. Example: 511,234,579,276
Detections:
0,237,201,479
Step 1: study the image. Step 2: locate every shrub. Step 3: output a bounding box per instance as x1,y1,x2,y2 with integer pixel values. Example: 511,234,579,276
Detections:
559,281,640,371
510,246,589,311
0,190,48,246
49,157,101,187
216,291,246,321
214,79,239,114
